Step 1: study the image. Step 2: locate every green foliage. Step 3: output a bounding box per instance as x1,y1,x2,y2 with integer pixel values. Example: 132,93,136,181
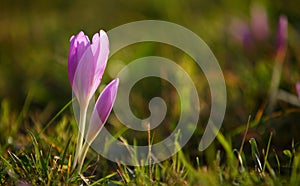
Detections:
0,99,300,185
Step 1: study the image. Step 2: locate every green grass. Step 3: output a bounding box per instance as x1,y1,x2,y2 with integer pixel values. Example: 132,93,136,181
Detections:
0,99,300,185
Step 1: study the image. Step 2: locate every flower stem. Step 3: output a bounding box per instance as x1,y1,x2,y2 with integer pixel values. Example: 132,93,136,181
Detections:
72,103,88,171
267,57,284,113
77,140,90,173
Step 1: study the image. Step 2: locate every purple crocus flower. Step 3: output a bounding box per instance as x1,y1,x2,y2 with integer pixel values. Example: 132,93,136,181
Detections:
228,18,253,50
275,15,288,61
68,30,119,172
68,30,109,108
250,3,269,41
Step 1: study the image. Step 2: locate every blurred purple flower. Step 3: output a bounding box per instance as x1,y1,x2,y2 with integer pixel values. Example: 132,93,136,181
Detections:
250,3,269,41
242,25,253,49
229,19,249,44
68,30,109,108
229,3,269,50
296,82,300,99
275,15,288,60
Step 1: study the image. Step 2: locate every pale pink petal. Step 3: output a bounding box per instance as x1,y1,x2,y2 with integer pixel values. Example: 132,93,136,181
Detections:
90,30,110,98
97,30,110,75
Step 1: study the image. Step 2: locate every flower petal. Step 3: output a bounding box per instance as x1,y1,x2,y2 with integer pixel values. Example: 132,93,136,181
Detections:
86,78,119,143
68,31,90,90
89,30,110,99
73,44,96,105
71,30,110,106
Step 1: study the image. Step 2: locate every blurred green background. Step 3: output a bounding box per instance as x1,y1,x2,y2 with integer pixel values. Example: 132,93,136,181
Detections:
1,0,300,152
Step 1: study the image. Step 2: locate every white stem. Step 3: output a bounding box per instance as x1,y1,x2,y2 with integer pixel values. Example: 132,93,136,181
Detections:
77,120,102,173
77,140,90,173
72,103,88,171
